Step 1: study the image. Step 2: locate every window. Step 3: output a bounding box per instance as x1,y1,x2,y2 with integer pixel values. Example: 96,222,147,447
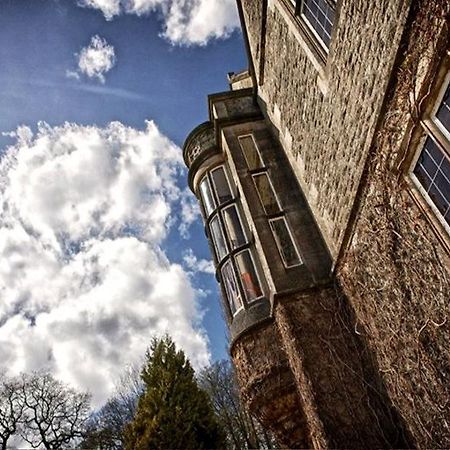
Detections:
411,75,450,230
198,176,215,216
210,166,233,205
270,217,302,267
221,260,243,315
235,250,263,302
238,134,303,268
197,164,264,317
289,0,336,51
238,135,264,170
222,205,247,250
252,173,281,215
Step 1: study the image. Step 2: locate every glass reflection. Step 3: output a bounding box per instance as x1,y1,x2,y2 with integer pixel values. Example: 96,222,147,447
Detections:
211,166,233,205
222,205,247,249
235,250,262,301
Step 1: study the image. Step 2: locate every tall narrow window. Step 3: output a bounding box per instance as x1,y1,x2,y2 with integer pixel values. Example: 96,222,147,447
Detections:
238,135,264,170
411,75,450,229
221,261,243,315
199,176,215,216
222,205,247,249
235,250,262,302
210,215,228,261
252,173,281,215
211,166,233,205
270,217,302,267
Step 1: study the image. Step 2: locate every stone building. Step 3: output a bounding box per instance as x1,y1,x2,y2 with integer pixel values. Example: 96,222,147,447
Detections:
183,0,450,447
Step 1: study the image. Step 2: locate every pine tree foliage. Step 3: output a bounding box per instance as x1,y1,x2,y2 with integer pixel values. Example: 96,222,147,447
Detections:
124,336,225,450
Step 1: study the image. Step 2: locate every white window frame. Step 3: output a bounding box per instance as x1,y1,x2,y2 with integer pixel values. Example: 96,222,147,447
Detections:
221,203,248,251
210,164,235,207
409,71,450,236
238,134,265,170
221,260,244,317
299,0,336,52
252,171,282,215
234,248,264,305
269,216,303,268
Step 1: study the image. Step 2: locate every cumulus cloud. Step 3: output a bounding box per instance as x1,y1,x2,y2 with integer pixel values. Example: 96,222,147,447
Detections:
72,35,116,83
178,189,200,238
183,249,215,275
0,121,208,406
77,0,240,46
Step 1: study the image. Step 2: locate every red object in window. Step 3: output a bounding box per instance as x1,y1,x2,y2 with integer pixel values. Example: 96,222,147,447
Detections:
241,272,261,299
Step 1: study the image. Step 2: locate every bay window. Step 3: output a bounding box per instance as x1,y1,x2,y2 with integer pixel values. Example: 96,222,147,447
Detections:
197,164,264,317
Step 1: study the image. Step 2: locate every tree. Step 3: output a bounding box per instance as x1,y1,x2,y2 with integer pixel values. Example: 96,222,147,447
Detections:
0,374,24,450
21,372,91,449
81,365,143,450
124,336,225,450
199,360,277,450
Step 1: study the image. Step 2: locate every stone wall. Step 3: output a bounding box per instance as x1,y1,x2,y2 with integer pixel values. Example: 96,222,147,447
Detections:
231,321,311,448
337,0,450,447
274,289,412,449
240,0,262,83
243,0,413,258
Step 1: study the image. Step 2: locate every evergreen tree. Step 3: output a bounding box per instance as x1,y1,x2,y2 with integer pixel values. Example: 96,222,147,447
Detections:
124,336,225,450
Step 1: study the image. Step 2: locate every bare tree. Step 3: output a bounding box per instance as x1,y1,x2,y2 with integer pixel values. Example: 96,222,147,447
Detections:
81,365,143,450
199,360,277,450
20,372,90,449
0,374,25,450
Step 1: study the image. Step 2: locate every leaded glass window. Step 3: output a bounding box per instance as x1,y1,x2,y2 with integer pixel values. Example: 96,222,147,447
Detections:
412,75,450,229
301,0,335,49
413,138,450,226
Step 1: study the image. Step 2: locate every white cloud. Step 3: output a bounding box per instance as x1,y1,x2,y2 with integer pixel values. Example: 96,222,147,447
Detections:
183,248,215,275
0,121,208,406
178,188,200,238
74,35,116,83
77,0,240,46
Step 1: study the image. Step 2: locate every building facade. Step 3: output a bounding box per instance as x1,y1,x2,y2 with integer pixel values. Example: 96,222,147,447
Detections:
183,0,450,447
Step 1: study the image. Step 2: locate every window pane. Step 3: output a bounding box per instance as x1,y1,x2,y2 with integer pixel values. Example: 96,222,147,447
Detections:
270,217,302,267
211,166,233,205
235,250,262,302
221,260,243,316
209,215,228,261
222,205,247,249
436,81,450,135
238,135,264,170
413,138,450,226
301,0,335,49
253,173,281,215
198,176,215,217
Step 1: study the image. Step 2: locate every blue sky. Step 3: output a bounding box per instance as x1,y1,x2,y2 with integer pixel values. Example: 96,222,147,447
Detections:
0,0,246,405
